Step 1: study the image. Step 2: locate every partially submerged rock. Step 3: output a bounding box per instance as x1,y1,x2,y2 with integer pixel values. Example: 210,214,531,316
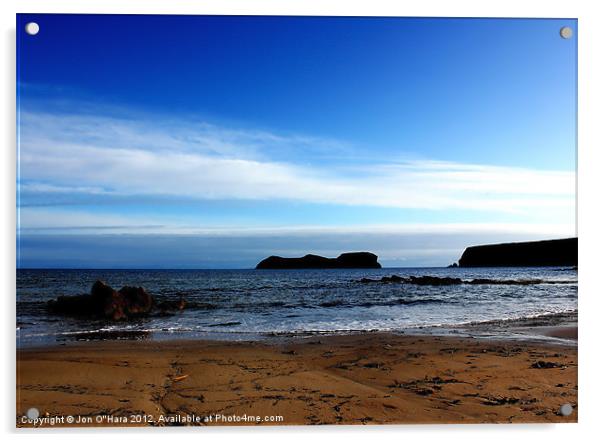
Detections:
357,275,549,286
359,275,462,285
48,280,156,320
155,296,187,314
468,278,543,285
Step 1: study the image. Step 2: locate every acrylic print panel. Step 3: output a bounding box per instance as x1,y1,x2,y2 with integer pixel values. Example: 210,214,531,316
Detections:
16,14,577,427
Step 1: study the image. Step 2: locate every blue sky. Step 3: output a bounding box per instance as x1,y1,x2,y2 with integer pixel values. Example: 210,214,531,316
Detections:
17,15,577,268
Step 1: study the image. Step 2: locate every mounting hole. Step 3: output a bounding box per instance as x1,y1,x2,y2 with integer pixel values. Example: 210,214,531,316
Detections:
25,22,39,36
26,407,40,420
559,403,573,416
559,26,573,39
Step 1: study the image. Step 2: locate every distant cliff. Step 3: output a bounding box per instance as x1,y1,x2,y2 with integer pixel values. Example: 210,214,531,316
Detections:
458,238,577,267
256,252,382,269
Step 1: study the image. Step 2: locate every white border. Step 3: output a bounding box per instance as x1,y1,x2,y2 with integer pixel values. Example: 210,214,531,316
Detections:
2,1,601,441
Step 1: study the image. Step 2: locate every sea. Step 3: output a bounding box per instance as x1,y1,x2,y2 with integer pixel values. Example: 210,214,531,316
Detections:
16,267,577,347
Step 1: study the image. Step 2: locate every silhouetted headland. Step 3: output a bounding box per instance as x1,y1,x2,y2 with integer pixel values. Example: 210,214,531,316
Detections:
457,238,577,268
256,252,382,269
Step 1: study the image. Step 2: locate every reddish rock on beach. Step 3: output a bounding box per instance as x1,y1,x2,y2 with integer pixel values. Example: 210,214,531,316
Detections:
48,280,154,320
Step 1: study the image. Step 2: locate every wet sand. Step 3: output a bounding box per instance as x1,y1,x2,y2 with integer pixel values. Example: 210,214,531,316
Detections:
541,326,578,340
16,333,577,427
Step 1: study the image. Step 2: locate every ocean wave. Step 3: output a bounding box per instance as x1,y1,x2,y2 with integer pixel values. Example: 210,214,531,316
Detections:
181,301,218,310
17,308,578,347
207,321,242,328
318,297,448,309
453,309,578,329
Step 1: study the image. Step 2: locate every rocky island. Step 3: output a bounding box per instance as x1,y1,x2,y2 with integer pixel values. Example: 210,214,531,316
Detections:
458,237,577,267
256,252,382,269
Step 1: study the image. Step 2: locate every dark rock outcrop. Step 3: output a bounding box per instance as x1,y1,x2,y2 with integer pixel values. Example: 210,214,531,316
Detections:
359,275,462,285
458,238,577,268
256,252,381,269
48,280,154,320
357,275,555,286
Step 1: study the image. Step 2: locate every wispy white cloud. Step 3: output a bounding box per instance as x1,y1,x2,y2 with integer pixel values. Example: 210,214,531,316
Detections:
18,110,575,218
17,105,576,267
18,206,574,239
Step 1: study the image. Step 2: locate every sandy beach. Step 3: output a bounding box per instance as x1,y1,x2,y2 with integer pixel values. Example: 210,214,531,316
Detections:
17,332,577,427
